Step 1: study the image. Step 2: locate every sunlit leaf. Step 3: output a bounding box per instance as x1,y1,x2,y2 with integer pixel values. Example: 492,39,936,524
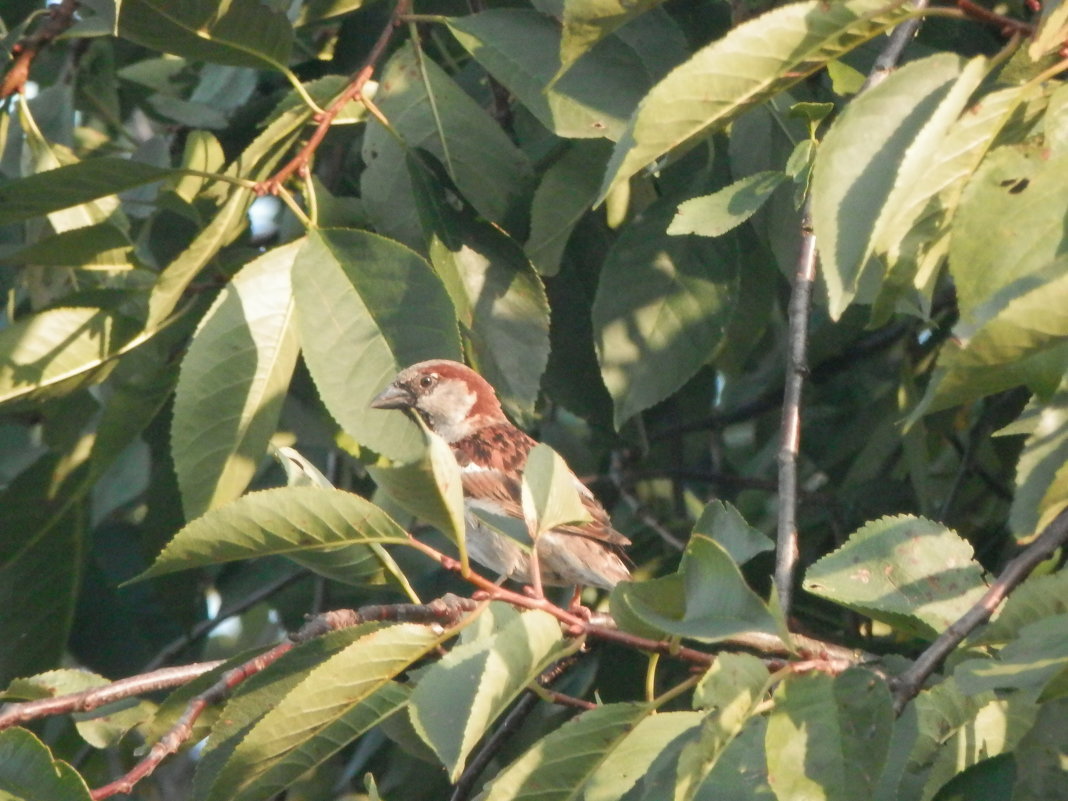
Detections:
136,486,411,581
409,607,568,781
521,443,593,540
765,670,893,801
597,0,913,202
810,54,972,318
669,172,785,238
172,239,303,520
0,158,172,226
208,624,446,801
479,702,654,801
448,8,687,141
803,515,988,638
117,0,294,72
292,227,462,462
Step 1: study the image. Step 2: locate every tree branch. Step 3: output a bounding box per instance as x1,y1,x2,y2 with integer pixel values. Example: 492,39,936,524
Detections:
0,0,81,98
775,0,929,620
774,199,817,619
0,662,223,732
256,0,411,196
89,597,477,800
890,506,1068,712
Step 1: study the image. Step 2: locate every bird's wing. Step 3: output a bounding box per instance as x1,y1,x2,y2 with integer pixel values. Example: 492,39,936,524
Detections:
452,424,630,549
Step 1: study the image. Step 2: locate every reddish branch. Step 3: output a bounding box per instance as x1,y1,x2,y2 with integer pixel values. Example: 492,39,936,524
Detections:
90,598,476,800
0,662,223,732
891,507,1068,712
256,0,412,196
0,0,81,98
954,0,1035,38
84,531,867,799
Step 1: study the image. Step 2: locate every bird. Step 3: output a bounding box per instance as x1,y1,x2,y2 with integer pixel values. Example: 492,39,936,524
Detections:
370,359,631,591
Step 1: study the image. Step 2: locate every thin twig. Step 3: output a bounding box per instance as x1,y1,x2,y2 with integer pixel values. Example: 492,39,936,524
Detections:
861,1,928,93
449,655,586,801
890,507,1068,712
0,662,223,732
953,0,1034,38
405,535,867,667
140,569,307,672
774,199,817,619
775,0,929,620
608,452,686,551
0,0,81,98
257,0,411,196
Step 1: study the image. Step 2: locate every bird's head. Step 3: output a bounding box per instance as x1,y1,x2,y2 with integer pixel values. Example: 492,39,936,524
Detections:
370,360,506,443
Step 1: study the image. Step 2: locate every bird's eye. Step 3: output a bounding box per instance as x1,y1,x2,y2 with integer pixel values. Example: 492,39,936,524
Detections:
419,374,435,389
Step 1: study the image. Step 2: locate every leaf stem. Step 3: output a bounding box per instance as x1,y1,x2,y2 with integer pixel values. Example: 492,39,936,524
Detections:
645,652,661,703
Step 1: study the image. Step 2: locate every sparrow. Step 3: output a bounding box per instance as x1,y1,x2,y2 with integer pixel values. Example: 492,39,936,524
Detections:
370,360,630,590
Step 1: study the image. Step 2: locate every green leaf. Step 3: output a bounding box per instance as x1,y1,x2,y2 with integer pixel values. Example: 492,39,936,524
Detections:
521,443,593,540
597,0,913,202
447,8,686,141
954,615,1068,697
136,486,411,581
584,711,705,800
932,755,1016,801
975,569,1068,645
611,534,780,642
367,427,467,551
292,228,462,462
1010,382,1068,537
525,140,614,276
0,222,137,269
765,670,893,801
593,195,738,428
0,728,91,801
361,41,532,247
3,669,153,748
172,238,303,520
116,0,294,72
949,146,1068,327
672,654,770,801
921,693,1037,800
146,188,255,328
692,500,774,566
479,702,654,801
0,308,116,407
0,502,83,684
803,514,989,639
0,157,172,226
189,629,376,797
408,153,550,417
810,53,973,318
668,172,786,238
1012,697,1068,801
209,624,446,801
409,607,568,781
271,447,415,592
558,0,668,74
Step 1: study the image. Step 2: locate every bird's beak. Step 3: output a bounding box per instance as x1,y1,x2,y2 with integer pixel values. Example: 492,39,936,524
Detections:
370,382,413,410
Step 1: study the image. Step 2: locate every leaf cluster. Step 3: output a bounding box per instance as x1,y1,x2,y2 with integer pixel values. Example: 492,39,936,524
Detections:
0,0,1066,799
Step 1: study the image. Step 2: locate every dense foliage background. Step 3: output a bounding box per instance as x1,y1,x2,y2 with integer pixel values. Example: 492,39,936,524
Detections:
1,0,1067,798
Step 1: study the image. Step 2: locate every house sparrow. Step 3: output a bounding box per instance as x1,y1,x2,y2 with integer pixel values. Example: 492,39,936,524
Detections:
370,360,630,590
